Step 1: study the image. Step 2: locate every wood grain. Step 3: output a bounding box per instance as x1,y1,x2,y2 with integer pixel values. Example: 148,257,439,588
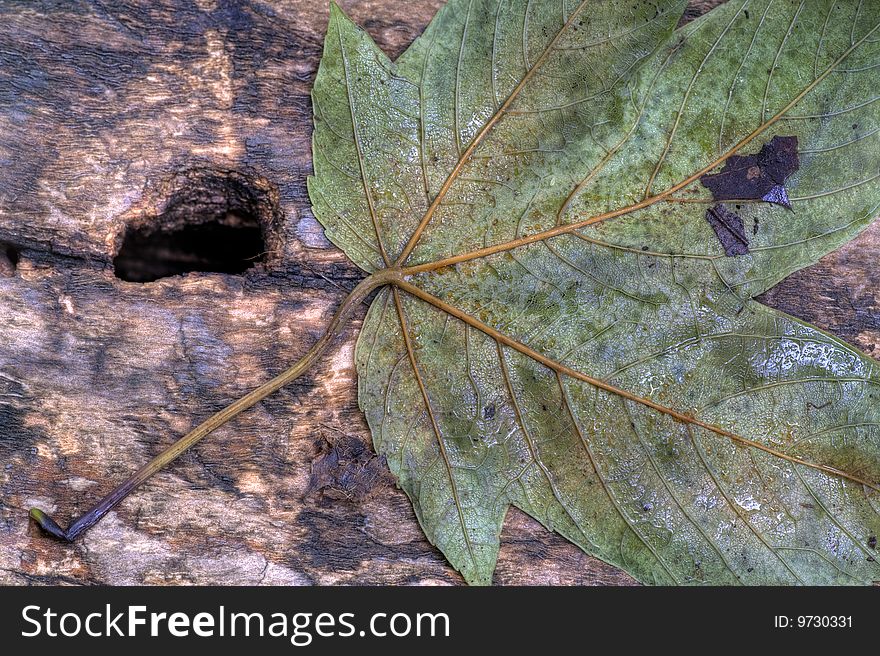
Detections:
0,0,876,586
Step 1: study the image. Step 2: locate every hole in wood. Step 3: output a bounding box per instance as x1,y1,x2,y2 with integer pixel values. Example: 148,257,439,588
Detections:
114,169,281,283
0,244,18,277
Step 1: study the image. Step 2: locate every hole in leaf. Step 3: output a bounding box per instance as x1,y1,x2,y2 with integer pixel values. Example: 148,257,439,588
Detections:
114,169,281,283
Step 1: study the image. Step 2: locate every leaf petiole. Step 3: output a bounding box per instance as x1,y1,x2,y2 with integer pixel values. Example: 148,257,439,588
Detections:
29,269,399,542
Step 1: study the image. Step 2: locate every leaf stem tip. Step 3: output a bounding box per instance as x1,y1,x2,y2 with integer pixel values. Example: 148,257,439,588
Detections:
29,508,71,541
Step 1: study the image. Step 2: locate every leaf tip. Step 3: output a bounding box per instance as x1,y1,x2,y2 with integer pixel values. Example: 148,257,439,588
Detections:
328,1,352,26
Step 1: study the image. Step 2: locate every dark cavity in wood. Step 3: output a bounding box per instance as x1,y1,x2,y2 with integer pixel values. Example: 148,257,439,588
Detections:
0,244,17,277
114,168,284,282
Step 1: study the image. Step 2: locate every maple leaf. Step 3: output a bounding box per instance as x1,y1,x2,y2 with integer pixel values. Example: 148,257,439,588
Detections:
309,0,880,585
25,0,880,587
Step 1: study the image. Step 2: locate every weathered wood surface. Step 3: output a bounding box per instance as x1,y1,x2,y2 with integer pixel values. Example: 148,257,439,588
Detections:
0,0,877,586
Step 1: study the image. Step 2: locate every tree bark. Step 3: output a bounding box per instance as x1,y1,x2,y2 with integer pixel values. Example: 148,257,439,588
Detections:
0,0,877,586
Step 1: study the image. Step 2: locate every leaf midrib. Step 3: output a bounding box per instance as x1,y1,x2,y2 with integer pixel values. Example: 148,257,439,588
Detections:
395,14,880,277
390,286,480,573
394,0,593,265
392,277,880,494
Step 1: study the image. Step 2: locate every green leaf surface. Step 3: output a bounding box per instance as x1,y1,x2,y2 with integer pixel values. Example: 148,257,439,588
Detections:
310,0,880,585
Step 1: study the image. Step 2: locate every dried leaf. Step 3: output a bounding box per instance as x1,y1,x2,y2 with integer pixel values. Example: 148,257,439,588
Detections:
310,0,880,585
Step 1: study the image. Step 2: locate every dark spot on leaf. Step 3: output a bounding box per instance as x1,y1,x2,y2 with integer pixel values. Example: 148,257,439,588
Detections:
705,204,750,256
700,135,799,209
869,535,877,550
483,402,495,420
